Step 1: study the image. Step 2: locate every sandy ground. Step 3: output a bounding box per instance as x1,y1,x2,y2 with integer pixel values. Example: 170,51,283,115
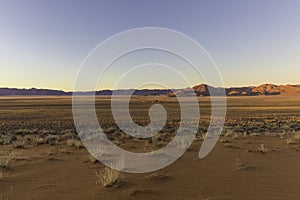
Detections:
1,96,300,199
1,136,300,200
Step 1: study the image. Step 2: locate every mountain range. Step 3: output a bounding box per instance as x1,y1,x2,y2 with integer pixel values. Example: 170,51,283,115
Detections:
1,84,300,96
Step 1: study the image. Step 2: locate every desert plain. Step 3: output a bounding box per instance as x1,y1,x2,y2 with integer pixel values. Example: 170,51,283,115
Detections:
1,96,300,199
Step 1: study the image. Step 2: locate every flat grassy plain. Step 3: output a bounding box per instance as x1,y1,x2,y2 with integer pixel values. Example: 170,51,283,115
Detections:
1,96,300,199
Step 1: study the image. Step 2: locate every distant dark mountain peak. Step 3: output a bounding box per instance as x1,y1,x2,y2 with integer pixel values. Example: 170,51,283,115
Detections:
1,83,300,96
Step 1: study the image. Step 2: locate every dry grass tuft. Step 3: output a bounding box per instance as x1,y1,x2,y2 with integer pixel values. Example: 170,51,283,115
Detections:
66,139,83,148
0,135,17,145
105,126,117,134
222,129,240,140
223,144,241,149
287,138,298,145
293,132,300,140
88,154,98,163
258,144,268,154
0,152,16,177
45,135,59,145
12,139,26,148
286,132,300,145
144,171,169,181
95,167,122,187
234,158,254,171
129,188,153,197
0,186,13,200
144,134,168,152
34,136,46,145
249,133,261,137
0,158,11,173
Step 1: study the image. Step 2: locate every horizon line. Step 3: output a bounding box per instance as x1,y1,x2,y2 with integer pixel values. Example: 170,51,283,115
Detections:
1,82,300,92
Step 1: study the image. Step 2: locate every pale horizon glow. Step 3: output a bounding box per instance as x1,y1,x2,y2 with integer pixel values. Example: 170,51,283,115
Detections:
1,0,300,91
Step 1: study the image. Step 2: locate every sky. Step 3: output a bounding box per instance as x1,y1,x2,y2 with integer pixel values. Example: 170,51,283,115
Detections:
0,0,299,91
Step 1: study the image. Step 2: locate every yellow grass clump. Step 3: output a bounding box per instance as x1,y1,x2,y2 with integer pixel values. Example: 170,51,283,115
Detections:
258,144,268,154
286,132,300,145
12,139,26,148
0,152,17,177
95,167,122,187
66,139,83,148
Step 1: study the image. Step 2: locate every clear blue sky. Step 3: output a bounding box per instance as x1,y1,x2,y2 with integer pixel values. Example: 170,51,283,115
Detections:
0,0,299,90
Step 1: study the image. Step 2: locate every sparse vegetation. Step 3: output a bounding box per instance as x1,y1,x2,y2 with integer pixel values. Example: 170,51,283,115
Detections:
1,96,300,148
